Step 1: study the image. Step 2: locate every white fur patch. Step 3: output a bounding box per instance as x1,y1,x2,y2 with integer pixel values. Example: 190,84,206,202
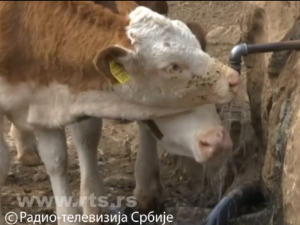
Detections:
120,6,237,108
155,104,222,162
0,78,188,128
127,6,200,50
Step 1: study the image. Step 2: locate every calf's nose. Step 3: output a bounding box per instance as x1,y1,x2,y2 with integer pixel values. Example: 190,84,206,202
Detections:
198,126,232,162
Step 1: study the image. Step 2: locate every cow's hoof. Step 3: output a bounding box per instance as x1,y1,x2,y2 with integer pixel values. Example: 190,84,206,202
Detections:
17,151,42,166
136,196,165,214
134,186,164,214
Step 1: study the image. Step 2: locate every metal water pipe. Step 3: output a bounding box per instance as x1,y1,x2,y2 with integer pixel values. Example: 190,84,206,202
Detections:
229,40,300,73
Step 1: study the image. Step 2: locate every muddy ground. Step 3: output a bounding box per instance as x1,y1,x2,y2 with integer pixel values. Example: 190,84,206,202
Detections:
2,1,253,224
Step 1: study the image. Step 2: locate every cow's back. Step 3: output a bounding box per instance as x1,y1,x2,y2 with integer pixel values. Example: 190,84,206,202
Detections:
94,1,168,15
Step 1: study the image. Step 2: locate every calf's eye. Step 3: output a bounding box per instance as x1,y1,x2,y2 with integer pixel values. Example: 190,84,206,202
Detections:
165,63,182,73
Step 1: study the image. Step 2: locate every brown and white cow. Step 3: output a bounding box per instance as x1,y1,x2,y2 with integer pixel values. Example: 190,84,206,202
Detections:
0,1,238,224
0,1,239,128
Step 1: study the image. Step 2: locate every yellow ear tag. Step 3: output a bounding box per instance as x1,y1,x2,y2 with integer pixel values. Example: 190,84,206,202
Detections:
109,61,130,84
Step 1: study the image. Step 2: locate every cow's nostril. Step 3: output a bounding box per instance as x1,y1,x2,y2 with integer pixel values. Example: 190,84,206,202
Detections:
228,71,240,89
216,130,223,139
197,127,232,162
229,76,239,87
199,140,210,147
230,81,238,87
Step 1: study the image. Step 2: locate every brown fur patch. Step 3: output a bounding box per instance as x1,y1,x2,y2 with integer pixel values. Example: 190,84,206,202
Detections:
0,1,206,93
94,1,169,15
0,1,134,91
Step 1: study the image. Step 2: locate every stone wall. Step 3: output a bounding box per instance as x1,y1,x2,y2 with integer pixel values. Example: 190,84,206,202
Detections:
240,2,300,224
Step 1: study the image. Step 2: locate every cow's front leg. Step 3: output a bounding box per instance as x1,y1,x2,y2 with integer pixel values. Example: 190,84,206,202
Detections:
0,116,11,225
10,124,41,166
35,127,82,225
71,117,105,221
134,122,163,213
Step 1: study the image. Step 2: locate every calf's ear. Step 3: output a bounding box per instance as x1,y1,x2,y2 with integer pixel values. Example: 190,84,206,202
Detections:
93,46,134,85
135,1,169,15
186,22,207,52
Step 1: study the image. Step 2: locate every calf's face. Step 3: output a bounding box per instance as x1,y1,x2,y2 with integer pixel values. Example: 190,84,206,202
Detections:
97,6,240,109
153,105,232,163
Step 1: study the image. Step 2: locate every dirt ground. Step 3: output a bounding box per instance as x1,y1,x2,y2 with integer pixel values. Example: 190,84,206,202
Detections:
2,1,251,224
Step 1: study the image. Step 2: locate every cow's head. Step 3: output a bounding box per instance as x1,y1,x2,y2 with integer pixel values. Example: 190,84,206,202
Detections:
95,5,239,109
152,105,232,163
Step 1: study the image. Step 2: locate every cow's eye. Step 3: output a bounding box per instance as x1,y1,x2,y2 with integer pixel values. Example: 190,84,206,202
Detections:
165,63,181,73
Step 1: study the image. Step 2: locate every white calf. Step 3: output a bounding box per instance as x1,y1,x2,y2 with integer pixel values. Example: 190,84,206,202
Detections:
1,104,231,224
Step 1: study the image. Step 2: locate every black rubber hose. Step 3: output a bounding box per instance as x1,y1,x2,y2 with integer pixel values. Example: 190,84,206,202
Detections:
203,183,265,225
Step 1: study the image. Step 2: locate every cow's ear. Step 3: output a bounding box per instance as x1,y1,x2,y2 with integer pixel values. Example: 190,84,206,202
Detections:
93,46,134,85
134,1,168,15
115,1,138,16
186,22,207,52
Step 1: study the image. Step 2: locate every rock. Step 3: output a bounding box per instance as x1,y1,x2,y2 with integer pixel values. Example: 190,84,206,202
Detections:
33,172,48,182
206,25,241,45
23,188,32,194
232,208,272,225
7,172,16,179
241,2,300,225
123,140,131,157
97,161,105,166
69,163,79,170
104,175,135,188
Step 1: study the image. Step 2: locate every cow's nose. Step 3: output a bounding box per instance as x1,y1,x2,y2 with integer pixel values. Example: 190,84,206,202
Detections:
228,70,240,93
198,126,233,162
